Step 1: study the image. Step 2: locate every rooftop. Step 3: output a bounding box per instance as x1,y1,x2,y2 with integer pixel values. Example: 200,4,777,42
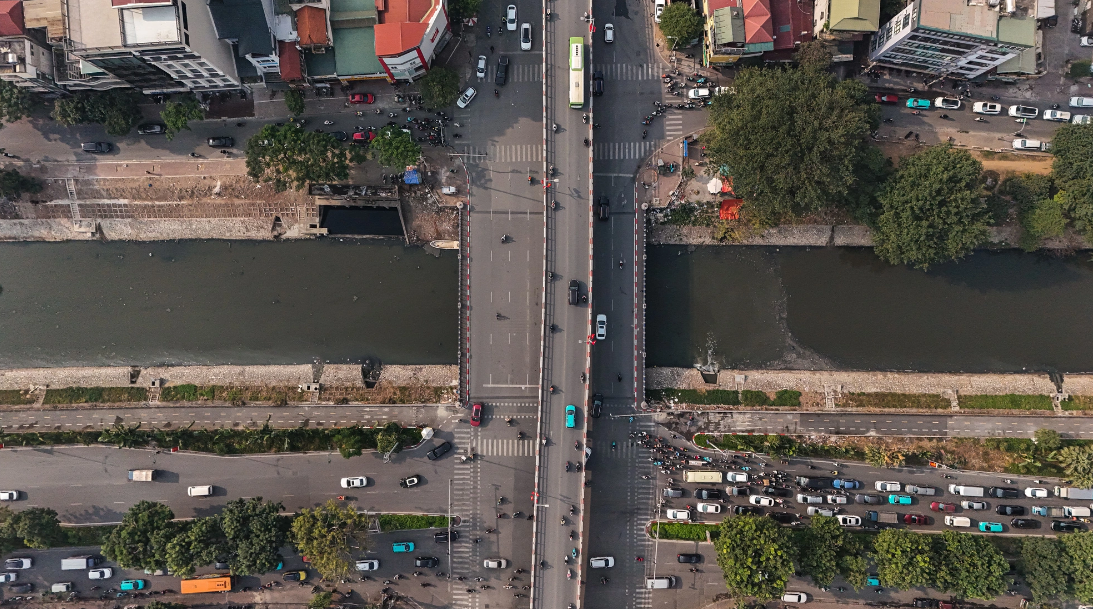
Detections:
827,0,879,32
332,24,381,74
769,0,811,50
75,0,125,48
373,19,424,54
296,4,328,44
918,0,999,39
0,0,25,35
120,5,179,45
710,5,745,44
208,0,274,57
277,38,302,78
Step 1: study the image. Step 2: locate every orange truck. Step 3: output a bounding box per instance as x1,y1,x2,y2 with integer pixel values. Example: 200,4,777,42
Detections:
181,576,232,594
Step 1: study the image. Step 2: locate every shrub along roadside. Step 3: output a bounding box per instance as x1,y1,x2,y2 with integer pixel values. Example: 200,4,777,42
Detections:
842,392,952,409
650,521,720,541
377,514,450,532
647,388,801,407
43,387,148,404
958,394,1053,410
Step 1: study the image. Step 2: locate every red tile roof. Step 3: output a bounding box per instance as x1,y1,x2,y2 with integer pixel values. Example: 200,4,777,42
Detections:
0,0,24,36
769,0,812,50
374,21,427,55
706,0,734,14
296,5,328,46
381,0,433,23
278,40,302,80
743,0,773,43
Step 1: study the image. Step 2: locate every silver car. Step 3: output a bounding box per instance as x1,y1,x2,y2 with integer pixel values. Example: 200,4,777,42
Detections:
506,4,517,30
456,87,477,109
475,55,487,79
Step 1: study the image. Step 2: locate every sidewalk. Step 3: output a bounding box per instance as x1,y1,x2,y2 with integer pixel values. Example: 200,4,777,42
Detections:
636,132,707,209
9,158,247,180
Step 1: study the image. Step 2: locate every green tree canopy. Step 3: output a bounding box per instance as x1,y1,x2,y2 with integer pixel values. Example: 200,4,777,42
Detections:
369,125,422,168
1035,428,1063,452
0,169,43,199
419,66,461,109
220,497,286,575
375,421,403,455
52,90,144,136
0,81,32,128
160,96,205,140
706,65,881,225
290,500,370,579
1062,531,1093,602
872,528,935,590
797,516,848,588
1059,445,1093,489
102,501,179,570
1050,123,1093,239
712,514,796,600
933,531,1007,599
658,3,704,48
873,145,989,269
795,40,833,72
284,89,306,116
2,507,63,549
245,124,368,192
1020,537,1069,602
447,0,480,20
165,517,225,578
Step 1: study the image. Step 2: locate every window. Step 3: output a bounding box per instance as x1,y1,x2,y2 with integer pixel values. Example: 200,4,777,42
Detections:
181,2,188,30
184,33,190,45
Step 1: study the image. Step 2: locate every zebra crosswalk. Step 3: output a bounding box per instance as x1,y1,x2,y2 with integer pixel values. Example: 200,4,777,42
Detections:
477,437,535,456
594,140,657,160
591,63,664,81
664,112,684,139
456,145,543,163
477,62,542,84
450,427,481,609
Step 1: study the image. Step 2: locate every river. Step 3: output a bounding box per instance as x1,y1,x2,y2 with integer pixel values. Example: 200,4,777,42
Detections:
0,240,458,367
647,246,1093,373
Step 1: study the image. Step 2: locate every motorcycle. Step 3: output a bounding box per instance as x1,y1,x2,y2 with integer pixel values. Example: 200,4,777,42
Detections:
567,569,573,580
552,123,558,133
486,25,491,37
583,138,590,147
642,130,647,139
582,113,589,124
494,89,499,98
565,461,571,472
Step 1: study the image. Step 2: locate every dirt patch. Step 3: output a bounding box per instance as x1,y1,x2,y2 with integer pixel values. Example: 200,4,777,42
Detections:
874,141,1053,175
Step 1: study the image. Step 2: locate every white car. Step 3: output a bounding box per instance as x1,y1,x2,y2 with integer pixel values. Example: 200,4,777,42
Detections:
875,481,901,492
1070,97,1093,108
782,592,810,603
604,23,614,43
506,4,517,30
589,557,614,568
654,0,665,22
188,485,213,497
1072,115,1092,125
727,472,749,483
697,502,721,513
826,494,848,504
88,568,113,579
1008,105,1039,118
483,558,508,569
475,55,487,79
4,559,30,570
341,477,370,488
520,23,532,51
687,88,711,100
354,560,379,571
1013,138,1045,151
1024,487,1048,498
837,515,861,527
1044,110,1072,122
749,495,774,507
1082,36,1093,46
934,97,961,110
595,314,606,340
0,491,19,501
456,87,477,109
0,573,15,583
972,102,1001,115
665,508,691,520
961,500,987,510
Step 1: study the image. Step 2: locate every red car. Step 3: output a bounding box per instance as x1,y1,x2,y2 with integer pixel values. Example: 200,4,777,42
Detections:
875,94,899,104
349,93,375,104
352,131,376,144
470,403,483,427
929,502,957,512
904,514,929,525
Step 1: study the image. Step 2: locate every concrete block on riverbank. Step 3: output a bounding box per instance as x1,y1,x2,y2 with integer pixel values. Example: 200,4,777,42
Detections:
318,364,457,387
0,220,99,241
743,225,832,246
147,365,314,387
832,226,873,247
0,367,131,389
98,219,280,241
647,367,1061,396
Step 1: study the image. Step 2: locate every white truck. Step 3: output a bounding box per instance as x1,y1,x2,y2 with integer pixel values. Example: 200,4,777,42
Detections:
684,471,724,484
948,484,985,497
1055,487,1093,500
1066,506,1092,517
60,556,98,570
127,469,156,482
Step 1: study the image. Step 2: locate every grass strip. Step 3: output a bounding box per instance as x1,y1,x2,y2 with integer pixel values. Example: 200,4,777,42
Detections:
650,521,720,541
378,514,450,532
43,387,147,405
0,390,36,406
958,394,1053,410
842,392,952,410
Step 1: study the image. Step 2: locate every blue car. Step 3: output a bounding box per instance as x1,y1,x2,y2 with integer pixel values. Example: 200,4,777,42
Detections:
392,542,415,553
833,479,860,489
888,494,913,505
979,522,1003,533
906,98,931,109
566,405,576,428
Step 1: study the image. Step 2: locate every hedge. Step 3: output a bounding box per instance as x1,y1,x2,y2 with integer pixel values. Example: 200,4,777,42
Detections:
648,388,800,407
842,392,951,410
650,522,720,541
43,386,148,405
378,514,450,532
0,390,36,406
958,394,1053,410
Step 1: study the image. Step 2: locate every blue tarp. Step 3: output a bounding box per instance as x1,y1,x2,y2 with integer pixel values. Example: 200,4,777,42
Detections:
403,169,421,184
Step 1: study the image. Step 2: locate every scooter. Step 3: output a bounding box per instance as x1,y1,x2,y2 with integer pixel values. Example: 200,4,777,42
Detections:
486,25,491,37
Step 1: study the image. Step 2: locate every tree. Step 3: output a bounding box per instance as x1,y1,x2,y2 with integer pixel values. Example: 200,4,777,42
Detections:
0,80,31,128
797,516,848,588
245,124,368,192
0,169,43,199
658,3,704,49
220,498,286,575
447,0,480,20
1062,531,1093,602
165,518,224,578
290,500,370,579
1019,193,1067,251
419,66,461,109
1050,123,1093,240
712,515,796,600
2,507,64,549
52,90,143,136
1059,445,1093,489
308,591,333,609
933,531,1007,599
706,65,880,225
369,125,422,168
873,145,989,270
871,529,935,590
160,96,205,140
102,501,179,570
795,40,833,72
284,89,306,116
1020,537,1070,602
1035,428,1063,453
375,422,402,456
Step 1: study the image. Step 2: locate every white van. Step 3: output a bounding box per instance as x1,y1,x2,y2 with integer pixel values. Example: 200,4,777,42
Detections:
684,471,724,484
51,583,72,593
646,576,676,589
1065,506,1092,517
944,516,971,528
187,485,213,497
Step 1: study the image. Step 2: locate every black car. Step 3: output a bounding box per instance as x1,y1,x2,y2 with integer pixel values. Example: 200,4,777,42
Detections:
597,197,609,221
568,280,580,305
676,553,701,563
495,56,509,86
331,131,348,141
768,512,798,525
695,488,721,501
590,393,603,418
763,488,791,497
9,584,32,594
913,599,939,609
988,487,1019,499
415,556,439,568
137,123,167,135
996,505,1025,516
591,70,604,96
1052,520,1085,533
426,441,452,460
854,494,881,504
434,530,459,543
207,136,235,148
1010,518,1038,529
81,141,112,153
733,505,760,515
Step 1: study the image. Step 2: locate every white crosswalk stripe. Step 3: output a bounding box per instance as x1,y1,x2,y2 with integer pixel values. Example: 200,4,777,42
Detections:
457,145,543,163
479,63,541,83
450,427,481,609
591,63,662,80
477,437,535,456
593,141,657,160
664,112,684,138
